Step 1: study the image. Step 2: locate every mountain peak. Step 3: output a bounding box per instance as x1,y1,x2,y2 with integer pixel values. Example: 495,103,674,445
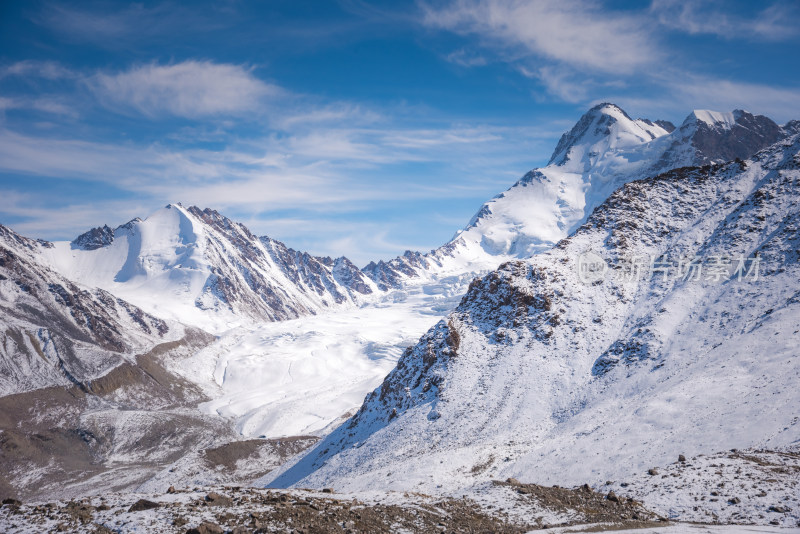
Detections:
548,103,669,166
268,129,800,496
586,101,630,117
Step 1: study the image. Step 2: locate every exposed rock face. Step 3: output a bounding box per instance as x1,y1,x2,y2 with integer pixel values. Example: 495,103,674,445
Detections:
0,482,666,533
653,119,676,133
784,119,800,136
332,256,373,295
260,234,374,303
71,225,114,250
674,109,785,165
0,329,227,500
0,206,387,503
189,205,376,319
0,225,262,503
362,250,431,291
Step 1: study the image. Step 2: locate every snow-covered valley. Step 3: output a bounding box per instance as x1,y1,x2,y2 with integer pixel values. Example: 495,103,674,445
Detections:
179,272,479,438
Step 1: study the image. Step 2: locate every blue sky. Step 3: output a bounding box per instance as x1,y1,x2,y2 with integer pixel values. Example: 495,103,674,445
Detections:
1,0,799,264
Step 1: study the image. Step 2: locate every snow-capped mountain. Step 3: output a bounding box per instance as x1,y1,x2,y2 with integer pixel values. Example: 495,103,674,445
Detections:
38,204,377,332
364,105,791,287
267,134,800,495
0,222,263,502
2,104,798,508
0,224,182,395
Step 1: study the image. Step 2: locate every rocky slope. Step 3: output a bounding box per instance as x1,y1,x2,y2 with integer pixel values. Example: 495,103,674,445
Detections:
267,132,800,527
0,482,665,533
0,224,179,395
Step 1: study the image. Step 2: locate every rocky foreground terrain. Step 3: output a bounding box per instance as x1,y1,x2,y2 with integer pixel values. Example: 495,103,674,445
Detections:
0,482,666,533
1,446,798,533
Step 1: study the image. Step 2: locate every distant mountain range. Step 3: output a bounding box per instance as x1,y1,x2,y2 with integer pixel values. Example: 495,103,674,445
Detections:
6,104,792,335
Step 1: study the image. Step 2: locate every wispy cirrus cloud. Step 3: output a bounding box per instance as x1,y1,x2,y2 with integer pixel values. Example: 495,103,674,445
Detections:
88,61,281,119
275,104,383,129
0,120,552,189
600,71,800,124
1,59,282,120
32,2,230,45
2,0,796,265
0,191,154,239
520,65,590,104
650,0,799,41
1,192,434,264
0,60,77,80
444,49,488,67
669,75,800,121
421,0,658,74
419,0,800,121
0,96,78,118
0,114,556,261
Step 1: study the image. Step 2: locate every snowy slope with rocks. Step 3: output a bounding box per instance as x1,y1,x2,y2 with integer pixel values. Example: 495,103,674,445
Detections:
0,223,250,502
38,204,377,333
0,224,181,395
29,204,482,441
267,133,800,514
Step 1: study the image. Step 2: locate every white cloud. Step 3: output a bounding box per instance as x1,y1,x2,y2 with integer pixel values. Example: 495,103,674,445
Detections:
419,0,800,115
379,126,502,148
88,61,281,118
0,96,79,118
445,49,488,67
0,193,153,241
522,65,589,103
0,60,76,80
421,0,658,73
0,117,554,206
604,73,800,124
669,76,800,122
650,0,799,41
0,52,563,261
33,2,226,46
35,3,159,40
276,104,382,129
